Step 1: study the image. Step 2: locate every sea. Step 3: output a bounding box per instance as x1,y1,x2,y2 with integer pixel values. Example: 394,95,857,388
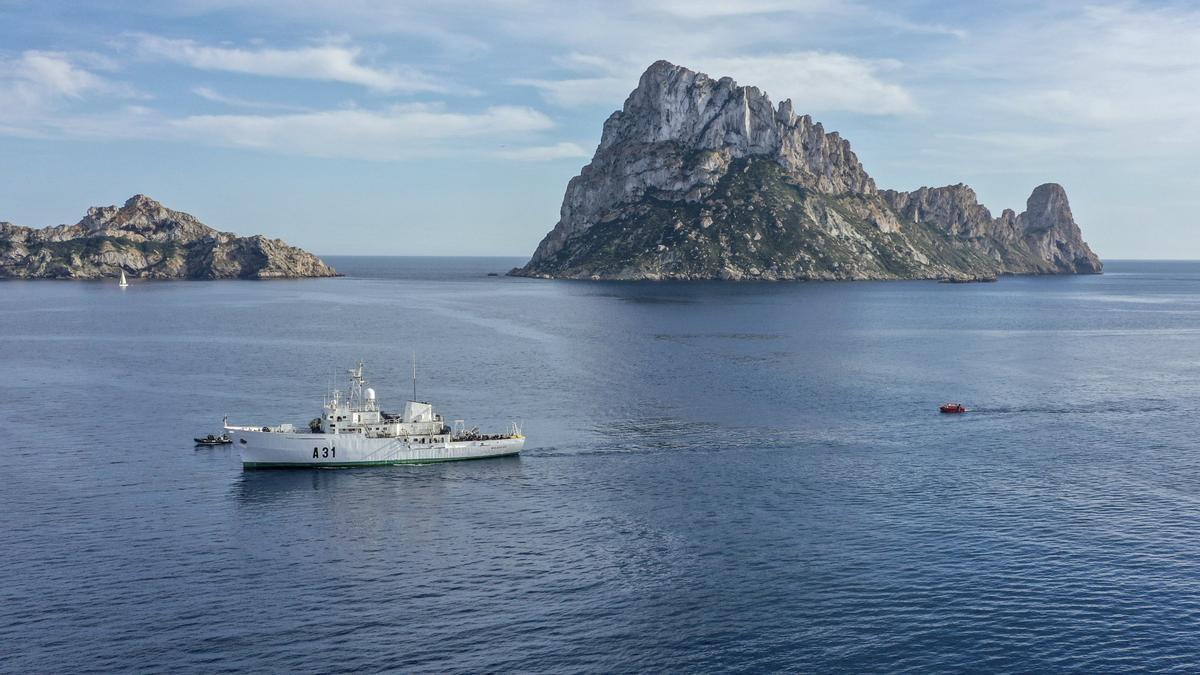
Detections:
3,257,1200,672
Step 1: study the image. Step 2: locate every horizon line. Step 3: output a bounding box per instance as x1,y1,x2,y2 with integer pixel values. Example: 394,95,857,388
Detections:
315,255,1193,262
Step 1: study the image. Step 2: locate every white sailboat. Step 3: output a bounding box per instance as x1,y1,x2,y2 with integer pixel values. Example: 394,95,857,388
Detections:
119,270,128,288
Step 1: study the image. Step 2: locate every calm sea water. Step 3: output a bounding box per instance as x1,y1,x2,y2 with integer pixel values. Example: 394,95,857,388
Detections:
3,258,1200,672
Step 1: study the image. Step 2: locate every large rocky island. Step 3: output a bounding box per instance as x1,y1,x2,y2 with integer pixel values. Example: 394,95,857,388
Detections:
513,61,1101,281
0,195,337,279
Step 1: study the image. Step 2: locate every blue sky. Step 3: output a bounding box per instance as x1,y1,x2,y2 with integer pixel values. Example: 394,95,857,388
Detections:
0,1,1195,258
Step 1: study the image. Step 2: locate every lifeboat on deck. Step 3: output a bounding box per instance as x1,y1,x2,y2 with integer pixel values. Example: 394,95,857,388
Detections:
939,403,967,414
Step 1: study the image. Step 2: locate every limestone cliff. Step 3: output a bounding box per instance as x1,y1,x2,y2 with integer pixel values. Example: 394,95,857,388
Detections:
0,195,338,280
513,60,1101,281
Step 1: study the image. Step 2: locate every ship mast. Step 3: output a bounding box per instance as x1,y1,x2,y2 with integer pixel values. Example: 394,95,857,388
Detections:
411,352,417,402
347,361,366,410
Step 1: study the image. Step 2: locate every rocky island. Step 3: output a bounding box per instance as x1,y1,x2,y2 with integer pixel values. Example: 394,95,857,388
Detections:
0,195,337,279
513,61,1102,281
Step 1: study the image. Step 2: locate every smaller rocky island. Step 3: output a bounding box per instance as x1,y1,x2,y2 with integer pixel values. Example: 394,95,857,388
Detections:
0,195,338,280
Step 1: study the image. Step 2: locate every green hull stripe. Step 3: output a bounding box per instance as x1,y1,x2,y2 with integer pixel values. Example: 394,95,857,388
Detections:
243,451,520,469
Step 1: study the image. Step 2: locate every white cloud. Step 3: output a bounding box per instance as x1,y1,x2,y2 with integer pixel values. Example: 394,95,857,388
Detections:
515,52,914,115
489,1,925,116
171,104,556,160
495,141,589,161
191,85,308,111
932,131,1081,160
0,51,146,138
511,76,632,107
915,2,1200,160
0,46,565,161
644,0,837,20
1011,6,1200,132
160,1,493,55
135,34,450,93
638,0,963,38
693,53,914,115
15,52,109,98
0,51,140,114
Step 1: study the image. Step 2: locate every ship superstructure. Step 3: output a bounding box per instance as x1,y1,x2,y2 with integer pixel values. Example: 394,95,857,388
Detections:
225,363,523,468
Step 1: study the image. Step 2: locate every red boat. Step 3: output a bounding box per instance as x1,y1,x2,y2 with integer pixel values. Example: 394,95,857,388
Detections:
939,403,967,414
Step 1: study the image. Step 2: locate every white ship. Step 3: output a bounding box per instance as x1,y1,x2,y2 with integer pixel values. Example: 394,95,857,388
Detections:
225,363,524,469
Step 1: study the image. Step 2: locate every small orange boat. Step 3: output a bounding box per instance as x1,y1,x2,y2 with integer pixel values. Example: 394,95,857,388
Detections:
939,403,967,414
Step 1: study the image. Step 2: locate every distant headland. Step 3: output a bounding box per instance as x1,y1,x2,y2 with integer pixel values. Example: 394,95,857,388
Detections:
0,195,338,280
512,60,1102,281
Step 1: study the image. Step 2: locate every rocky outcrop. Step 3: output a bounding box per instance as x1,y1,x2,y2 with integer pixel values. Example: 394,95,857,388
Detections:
513,60,1101,281
880,182,1101,275
0,195,338,280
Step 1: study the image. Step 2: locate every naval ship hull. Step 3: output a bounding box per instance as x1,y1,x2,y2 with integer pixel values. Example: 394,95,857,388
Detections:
227,427,524,469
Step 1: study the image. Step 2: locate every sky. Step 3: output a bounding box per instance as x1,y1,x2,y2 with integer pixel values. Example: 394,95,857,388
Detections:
0,0,1196,259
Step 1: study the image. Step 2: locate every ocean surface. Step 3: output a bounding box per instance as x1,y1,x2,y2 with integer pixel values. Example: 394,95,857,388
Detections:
3,258,1200,672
